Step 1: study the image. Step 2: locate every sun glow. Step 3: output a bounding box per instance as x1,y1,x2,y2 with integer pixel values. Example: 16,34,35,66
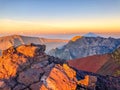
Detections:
0,17,120,34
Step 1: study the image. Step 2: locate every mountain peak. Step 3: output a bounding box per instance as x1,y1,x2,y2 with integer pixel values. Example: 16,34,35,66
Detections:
71,36,82,42
83,32,98,37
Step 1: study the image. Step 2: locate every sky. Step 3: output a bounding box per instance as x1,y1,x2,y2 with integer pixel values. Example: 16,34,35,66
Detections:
0,0,120,35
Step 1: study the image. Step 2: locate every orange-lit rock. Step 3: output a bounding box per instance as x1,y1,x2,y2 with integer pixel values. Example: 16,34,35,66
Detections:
71,36,82,42
78,75,89,86
0,44,46,79
40,84,48,90
0,44,66,89
41,64,77,90
16,43,46,57
62,64,76,79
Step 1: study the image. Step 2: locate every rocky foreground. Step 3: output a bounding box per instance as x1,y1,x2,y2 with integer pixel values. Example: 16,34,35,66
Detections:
0,43,120,90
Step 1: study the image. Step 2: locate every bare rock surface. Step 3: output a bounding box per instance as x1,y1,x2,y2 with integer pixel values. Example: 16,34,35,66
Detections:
0,44,120,90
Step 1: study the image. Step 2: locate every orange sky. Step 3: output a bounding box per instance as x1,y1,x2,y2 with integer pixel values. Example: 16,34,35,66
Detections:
0,18,120,34
0,0,120,35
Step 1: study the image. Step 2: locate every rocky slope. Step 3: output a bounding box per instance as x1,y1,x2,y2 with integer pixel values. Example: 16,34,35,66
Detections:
49,36,120,60
68,47,120,77
0,35,68,54
0,43,120,90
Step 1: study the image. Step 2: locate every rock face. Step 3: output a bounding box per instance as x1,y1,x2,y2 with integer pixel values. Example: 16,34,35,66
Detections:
76,70,120,90
0,43,120,90
49,36,120,60
0,43,64,90
40,64,77,90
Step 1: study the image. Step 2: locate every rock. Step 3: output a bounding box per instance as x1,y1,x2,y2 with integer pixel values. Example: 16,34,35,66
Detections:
40,84,48,90
13,84,26,90
0,80,11,90
0,80,6,88
0,44,120,90
16,44,46,57
76,70,120,90
78,75,89,86
41,64,77,90
2,46,16,56
18,68,41,86
30,82,43,90
43,63,55,72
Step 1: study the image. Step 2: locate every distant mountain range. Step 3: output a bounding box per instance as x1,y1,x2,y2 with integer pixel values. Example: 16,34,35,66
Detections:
0,35,68,55
48,36,120,60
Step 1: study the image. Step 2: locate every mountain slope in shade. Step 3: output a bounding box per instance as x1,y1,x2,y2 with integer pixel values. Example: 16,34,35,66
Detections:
0,35,68,54
68,47,120,76
49,36,120,60
0,44,120,90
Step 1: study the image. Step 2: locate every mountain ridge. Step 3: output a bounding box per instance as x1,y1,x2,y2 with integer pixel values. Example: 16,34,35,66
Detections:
0,35,68,55
49,36,120,60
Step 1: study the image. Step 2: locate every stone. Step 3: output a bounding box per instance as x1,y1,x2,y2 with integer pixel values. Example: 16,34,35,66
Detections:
0,80,6,88
41,64,77,90
16,44,46,57
30,82,42,90
18,68,40,86
13,84,26,90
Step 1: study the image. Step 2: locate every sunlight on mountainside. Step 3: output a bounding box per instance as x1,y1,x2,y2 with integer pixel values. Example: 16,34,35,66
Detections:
71,36,82,42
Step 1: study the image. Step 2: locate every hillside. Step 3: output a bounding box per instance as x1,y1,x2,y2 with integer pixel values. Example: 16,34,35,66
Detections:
0,43,120,90
0,35,68,54
49,36,120,60
68,47,120,77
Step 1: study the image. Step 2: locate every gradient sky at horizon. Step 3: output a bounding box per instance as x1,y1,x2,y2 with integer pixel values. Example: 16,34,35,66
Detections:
0,0,120,34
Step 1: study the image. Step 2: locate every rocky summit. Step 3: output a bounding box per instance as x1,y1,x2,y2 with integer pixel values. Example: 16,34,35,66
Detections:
0,43,120,90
